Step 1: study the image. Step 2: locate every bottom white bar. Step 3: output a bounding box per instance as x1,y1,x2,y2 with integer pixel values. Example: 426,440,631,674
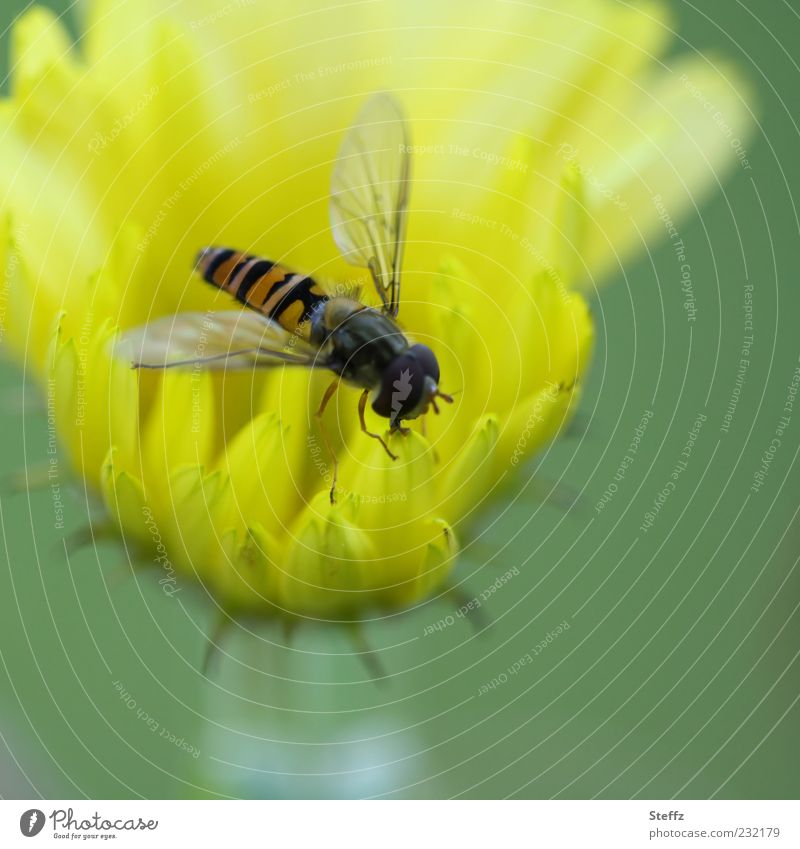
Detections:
3,800,797,847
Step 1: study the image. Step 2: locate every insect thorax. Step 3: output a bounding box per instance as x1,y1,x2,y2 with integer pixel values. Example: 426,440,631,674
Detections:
322,298,409,389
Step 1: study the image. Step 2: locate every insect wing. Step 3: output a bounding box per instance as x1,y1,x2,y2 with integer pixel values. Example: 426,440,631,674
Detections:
329,93,410,317
116,310,328,371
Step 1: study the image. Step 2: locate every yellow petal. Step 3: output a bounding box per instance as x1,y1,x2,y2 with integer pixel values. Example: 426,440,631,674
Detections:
414,517,459,603
100,450,148,543
0,222,53,370
164,466,224,584
280,492,376,617
213,412,299,539
442,415,500,525
500,384,581,470
50,336,79,462
572,55,754,284
141,370,216,493
11,7,75,99
348,429,437,526
229,523,281,612
0,0,749,623
551,164,589,289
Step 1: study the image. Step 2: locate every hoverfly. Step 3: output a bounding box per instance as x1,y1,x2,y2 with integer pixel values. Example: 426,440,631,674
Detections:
118,94,453,502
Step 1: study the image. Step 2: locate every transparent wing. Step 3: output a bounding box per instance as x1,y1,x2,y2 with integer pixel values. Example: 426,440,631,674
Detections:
115,310,330,371
329,93,410,317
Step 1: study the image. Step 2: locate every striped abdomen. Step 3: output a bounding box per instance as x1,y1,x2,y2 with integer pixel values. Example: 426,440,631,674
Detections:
195,246,328,336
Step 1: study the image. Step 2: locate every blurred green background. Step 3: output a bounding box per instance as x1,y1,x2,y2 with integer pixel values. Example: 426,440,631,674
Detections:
0,0,798,799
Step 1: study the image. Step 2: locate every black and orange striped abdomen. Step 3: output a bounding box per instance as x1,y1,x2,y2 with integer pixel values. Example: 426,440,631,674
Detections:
195,246,328,336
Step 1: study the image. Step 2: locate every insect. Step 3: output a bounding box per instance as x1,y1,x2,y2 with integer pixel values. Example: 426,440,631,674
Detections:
118,93,453,501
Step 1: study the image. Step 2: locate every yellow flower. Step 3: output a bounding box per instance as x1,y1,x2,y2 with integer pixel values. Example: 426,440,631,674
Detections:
1,1,751,621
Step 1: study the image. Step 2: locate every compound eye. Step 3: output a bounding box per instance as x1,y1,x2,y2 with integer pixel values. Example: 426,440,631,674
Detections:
371,353,427,424
408,344,440,384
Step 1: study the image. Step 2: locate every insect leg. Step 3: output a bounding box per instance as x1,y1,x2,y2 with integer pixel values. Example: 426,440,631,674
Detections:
358,390,398,461
316,378,341,504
